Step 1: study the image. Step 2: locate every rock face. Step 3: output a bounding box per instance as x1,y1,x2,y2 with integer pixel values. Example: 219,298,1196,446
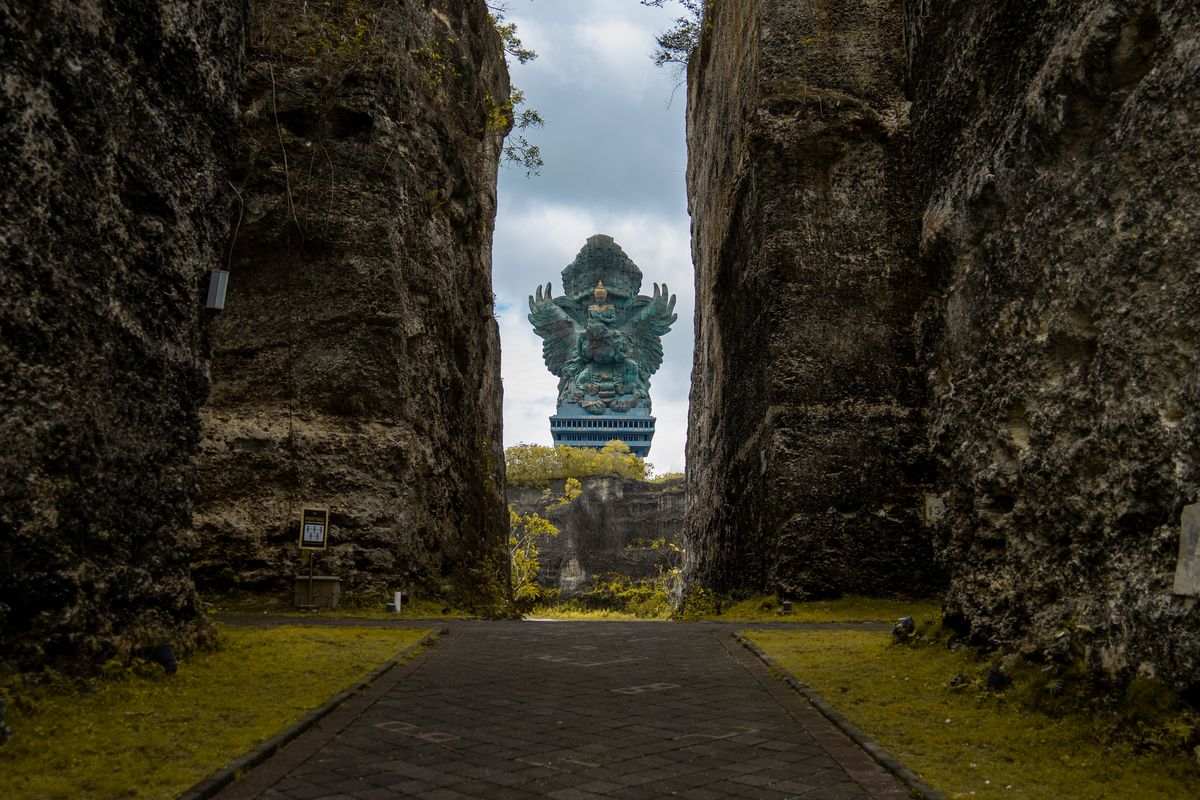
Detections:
510,477,686,596
688,0,1200,688
0,0,243,667
194,0,510,608
908,0,1200,687
684,0,940,599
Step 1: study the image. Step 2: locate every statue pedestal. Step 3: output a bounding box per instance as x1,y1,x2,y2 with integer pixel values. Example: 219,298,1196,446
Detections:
550,403,655,458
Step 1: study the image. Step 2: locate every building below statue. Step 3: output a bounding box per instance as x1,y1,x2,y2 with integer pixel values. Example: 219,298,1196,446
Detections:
550,403,656,458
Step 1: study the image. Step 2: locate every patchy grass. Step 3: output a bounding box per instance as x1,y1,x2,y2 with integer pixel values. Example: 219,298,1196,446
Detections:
520,595,936,624
746,629,1200,800
206,590,474,620
712,595,940,624
524,605,665,622
1,625,431,800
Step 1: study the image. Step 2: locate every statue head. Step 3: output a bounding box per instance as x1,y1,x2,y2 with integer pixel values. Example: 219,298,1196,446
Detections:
594,281,608,303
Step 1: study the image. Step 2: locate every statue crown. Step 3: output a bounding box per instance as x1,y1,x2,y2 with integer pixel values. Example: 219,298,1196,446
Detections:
562,234,643,299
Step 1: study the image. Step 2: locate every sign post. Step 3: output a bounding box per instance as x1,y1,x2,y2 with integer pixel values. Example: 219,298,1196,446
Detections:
299,507,329,608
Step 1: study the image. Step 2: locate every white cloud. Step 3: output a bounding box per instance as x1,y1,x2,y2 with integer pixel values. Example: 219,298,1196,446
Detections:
509,6,663,95
569,18,658,94
645,397,689,476
497,311,560,448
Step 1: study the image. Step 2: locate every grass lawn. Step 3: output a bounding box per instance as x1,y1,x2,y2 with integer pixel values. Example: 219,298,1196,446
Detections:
522,595,938,623
746,629,1200,800
2,624,431,800
711,595,940,624
524,606,665,621
208,591,472,620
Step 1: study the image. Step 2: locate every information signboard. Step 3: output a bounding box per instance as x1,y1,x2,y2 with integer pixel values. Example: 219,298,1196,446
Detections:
300,507,329,550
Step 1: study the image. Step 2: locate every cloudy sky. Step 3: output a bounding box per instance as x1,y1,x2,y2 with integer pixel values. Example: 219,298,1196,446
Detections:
492,0,693,475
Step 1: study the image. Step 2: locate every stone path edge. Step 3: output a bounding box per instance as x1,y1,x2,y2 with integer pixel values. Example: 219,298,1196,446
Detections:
176,625,448,800
733,631,949,800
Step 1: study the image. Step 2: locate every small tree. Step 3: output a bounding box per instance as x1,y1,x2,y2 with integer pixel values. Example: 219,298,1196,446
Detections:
546,477,582,510
488,3,543,175
640,0,709,72
508,507,558,602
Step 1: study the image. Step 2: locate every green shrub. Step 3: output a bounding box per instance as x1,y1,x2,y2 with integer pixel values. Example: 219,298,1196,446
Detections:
674,585,721,619
578,573,672,619
505,441,647,487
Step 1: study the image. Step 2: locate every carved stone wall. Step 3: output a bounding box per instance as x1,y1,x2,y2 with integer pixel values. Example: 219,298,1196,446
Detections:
193,0,511,609
0,0,243,667
684,0,939,599
908,0,1200,688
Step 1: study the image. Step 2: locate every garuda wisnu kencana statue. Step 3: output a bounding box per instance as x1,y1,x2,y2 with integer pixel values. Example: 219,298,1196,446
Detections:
528,234,677,415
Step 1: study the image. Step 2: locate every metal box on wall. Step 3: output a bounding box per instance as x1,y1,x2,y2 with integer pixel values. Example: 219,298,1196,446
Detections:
294,576,342,608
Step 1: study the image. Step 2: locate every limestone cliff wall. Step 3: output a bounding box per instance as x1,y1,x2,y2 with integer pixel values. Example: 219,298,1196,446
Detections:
908,0,1200,686
194,0,510,608
510,477,686,596
0,0,243,666
684,0,939,598
688,0,1199,688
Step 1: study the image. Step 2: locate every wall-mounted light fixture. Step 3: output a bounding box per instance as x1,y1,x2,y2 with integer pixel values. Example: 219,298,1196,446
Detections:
205,269,229,310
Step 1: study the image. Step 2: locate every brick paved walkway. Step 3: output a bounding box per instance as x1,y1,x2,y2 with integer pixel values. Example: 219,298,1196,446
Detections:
215,621,909,799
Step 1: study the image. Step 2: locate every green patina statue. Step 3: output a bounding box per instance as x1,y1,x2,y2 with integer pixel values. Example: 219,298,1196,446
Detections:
528,234,677,415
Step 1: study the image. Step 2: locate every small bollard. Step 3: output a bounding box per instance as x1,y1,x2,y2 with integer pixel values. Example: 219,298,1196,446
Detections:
150,643,177,675
0,696,13,745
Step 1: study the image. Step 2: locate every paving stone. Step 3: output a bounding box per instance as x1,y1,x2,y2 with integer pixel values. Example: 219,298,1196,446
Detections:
419,788,470,800
213,621,909,800
275,782,332,800
336,789,394,800
576,778,624,793
545,788,608,800
452,779,508,796
771,778,822,794
606,786,663,800
384,778,436,795
322,778,370,794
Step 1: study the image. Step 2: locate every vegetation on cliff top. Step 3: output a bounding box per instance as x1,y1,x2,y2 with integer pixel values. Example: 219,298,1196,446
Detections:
641,0,708,71
488,2,543,175
505,440,647,487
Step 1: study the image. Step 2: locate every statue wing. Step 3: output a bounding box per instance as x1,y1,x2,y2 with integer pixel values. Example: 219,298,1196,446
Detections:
622,282,677,376
528,282,582,377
